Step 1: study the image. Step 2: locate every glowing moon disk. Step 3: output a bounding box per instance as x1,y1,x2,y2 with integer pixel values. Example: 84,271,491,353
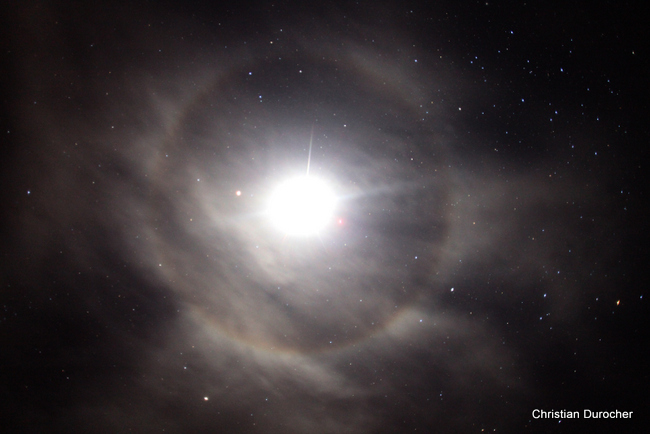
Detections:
268,176,336,236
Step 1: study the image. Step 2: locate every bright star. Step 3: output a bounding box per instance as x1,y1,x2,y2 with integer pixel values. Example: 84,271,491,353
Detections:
268,176,336,236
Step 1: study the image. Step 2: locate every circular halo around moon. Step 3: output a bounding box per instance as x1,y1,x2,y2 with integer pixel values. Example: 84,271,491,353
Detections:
147,43,453,355
268,176,336,236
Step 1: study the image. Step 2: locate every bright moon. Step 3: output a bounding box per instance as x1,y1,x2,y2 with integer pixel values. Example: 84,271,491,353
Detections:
268,176,336,236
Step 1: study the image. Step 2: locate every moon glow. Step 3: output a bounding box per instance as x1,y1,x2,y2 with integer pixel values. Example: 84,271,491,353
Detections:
268,176,336,236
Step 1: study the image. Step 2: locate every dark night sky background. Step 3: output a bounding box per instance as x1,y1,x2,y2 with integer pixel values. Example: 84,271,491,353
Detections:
1,1,648,433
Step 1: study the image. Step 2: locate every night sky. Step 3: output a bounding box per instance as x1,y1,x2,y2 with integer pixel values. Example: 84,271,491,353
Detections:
1,1,648,432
